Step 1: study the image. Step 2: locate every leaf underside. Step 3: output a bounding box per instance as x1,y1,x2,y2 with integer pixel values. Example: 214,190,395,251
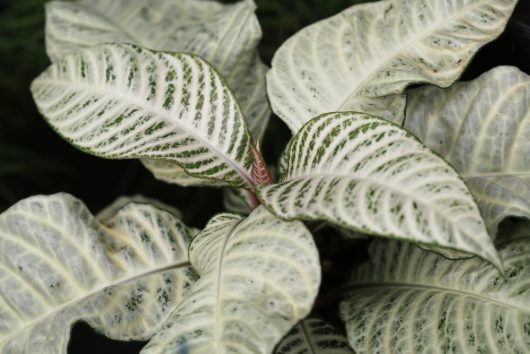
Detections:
0,194,195,354
267,0,518,132
405,66,530,238
341,237,530,353
258,112,502,270
31,43,254,188
141,206,321,354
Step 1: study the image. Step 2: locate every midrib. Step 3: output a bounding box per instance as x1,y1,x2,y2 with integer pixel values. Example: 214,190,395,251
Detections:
0,261,190,346
345,282,529,313
337,0,492,110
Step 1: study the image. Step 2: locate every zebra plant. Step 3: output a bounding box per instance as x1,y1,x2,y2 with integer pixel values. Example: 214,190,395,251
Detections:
1,0,529,353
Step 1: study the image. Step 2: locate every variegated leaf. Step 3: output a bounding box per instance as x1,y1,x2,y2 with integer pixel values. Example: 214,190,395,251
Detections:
141,206,321,354
31,43,254,188
0,194,196,354
45,0,270,189
405,66,530,237
267,0,518,133
274,317,355,354
341,236,530,353
96,194,183,221
257,112,502,269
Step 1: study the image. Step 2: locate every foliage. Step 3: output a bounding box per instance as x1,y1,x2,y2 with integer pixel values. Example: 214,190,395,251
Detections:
0,0,529,353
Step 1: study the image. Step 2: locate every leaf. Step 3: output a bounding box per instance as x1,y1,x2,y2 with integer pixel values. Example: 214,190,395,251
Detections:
30,43,254,188
223,188,254,215
140,159,227,188
274,317,355,354
141,206,321,354
267,0,518,133
257,112,502,270
405,66,530,237
0,194,196,353
96,194,183,221
340,236,530,353
45,0,270,189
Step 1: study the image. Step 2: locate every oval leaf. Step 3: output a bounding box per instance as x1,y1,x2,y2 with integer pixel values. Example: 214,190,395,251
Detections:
341,237,530,353
257,112,502,269
275,317,355,354
141,206,321,354
267,0,518,133
405,66,530,237
0,194,195,353
30,43,254,188
45,0,270,188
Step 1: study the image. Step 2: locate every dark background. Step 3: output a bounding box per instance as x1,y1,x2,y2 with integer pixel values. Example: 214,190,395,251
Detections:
0,0,529,353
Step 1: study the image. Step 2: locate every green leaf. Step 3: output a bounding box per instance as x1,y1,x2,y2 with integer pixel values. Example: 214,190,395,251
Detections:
45,0,270,188
341,236,530,353
257,112,502,270
0,194,195,353
267,0,518,133
405,66,530,237
223,188,254,215
141,206,321,354
30,43,254,188
274,317,355,354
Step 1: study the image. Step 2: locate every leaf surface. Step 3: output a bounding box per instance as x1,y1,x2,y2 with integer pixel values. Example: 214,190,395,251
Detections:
257,112,501,269
45,0,271,187
274,317,355,354
31,43,254,188
141,206,321,354
0,194,195,354
267,0,518,132
341,236,530,353
405,66,530,237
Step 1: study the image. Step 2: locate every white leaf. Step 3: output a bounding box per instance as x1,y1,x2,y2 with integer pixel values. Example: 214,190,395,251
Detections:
45,0,270,140
405,66,530,237
267,0,518,133
0,194,195,354
31,43,254,188
274,317,355,354
257,112,502,270
341,236,530,353
141,206,321,354
96,194,183,221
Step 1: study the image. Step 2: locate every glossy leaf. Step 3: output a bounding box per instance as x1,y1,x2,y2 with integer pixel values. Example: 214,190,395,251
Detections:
267,0,518,132
341,236,530,353
31,43,254,188
405,66,530,237
0,194,195,353
258,112,502,269
141,206,321,354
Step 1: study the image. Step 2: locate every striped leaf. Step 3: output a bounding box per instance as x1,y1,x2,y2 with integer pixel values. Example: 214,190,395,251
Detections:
405,66,530,237
274,317,355,354
267,0,518,133
341,236,530,353
0,194,196,354
141,206,321,354
257,112,502,270
45,0,270,186
30,43,254,188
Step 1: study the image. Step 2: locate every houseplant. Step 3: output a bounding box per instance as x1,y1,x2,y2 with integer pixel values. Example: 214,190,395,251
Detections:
0,0,529,353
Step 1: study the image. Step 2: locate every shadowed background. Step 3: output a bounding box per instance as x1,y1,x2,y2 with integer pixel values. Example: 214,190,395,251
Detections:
0,0,529,353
